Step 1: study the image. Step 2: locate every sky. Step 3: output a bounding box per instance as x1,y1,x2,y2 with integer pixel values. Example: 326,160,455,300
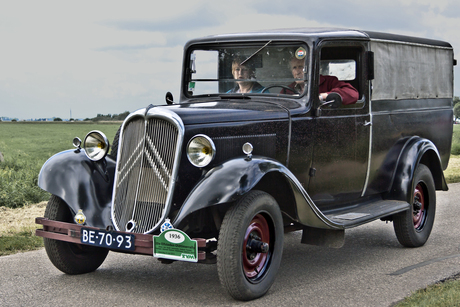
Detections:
1,0,460,120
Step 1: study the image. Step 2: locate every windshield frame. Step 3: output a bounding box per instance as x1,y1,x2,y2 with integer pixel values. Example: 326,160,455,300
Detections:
182,41,311,99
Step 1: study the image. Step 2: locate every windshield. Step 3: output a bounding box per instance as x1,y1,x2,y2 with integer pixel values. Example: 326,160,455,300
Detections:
185,43,309,97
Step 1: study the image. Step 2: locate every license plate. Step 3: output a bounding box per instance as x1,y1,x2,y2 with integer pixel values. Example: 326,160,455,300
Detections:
81,228,135,251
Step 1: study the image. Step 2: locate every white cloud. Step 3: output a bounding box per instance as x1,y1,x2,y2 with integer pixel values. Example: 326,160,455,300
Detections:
0,0,459,119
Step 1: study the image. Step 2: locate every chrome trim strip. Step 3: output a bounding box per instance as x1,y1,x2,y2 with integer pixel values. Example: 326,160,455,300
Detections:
361,91,373,197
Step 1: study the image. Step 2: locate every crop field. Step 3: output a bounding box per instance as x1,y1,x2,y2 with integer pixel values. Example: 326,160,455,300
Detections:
0,122,120,208
1,121,459,210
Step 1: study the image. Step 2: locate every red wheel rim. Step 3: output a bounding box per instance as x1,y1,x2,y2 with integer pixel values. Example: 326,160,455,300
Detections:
413,183,426,230
243,214,270,280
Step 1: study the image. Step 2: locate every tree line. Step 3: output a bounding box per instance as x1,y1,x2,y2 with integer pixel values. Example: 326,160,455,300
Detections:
88,111,130,121
52,111,130,122
453,97,460,121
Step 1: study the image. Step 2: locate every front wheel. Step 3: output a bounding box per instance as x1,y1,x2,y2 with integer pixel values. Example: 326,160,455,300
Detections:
43,195,109,274
109,126,121,159
393,164,436,247
217,190,284,301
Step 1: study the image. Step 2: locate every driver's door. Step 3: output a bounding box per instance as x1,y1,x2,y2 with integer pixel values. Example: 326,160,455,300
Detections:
307,42,371,209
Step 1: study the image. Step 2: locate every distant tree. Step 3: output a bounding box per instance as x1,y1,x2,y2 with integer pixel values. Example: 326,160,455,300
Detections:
12,119,17,122
54,117,63,121
113,111,130,121
454,103,460,121
86,111,131,122
454,96,460,106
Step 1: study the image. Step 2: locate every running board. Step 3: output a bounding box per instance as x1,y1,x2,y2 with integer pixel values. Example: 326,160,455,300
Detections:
300,200,409,248
285,170,410,231
324,199,410,229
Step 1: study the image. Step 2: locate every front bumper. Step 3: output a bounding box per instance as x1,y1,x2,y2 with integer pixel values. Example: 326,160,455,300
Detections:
35,217,207,261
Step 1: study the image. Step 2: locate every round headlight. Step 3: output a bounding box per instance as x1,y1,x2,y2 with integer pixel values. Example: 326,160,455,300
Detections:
187,134,216,167
83,130,109,161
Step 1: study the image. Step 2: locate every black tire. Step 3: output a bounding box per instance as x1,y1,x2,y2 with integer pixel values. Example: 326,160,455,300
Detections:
44,195,109,274
393,164,436,247
110,126,121,159
217,190,284,301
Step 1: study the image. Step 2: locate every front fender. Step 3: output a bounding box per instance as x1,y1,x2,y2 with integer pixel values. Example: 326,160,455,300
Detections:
173,157,343,230
173,157,278,226
38,149,116,228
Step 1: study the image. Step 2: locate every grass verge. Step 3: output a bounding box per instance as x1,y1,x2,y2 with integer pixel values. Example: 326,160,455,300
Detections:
444,155,460,184
0,202,46,255
395,274,460,306
0,232,44,256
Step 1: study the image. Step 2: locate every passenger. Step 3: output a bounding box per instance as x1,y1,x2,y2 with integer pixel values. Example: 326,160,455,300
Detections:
227,57,264,93
281,57,359,105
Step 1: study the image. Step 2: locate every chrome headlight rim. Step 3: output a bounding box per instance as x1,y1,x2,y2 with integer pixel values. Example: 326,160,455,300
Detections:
83,130,110,161
186,134,216,168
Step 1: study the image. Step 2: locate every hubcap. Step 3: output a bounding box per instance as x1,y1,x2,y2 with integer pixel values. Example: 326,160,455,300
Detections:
243,214,270,280
413,183,426,230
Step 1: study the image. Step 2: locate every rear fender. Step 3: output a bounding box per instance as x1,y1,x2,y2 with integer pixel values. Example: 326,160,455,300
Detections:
386,137,447,202
38,149,116,228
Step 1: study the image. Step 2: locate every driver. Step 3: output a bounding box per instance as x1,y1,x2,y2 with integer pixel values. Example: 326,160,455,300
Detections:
281,57,359,105
227,57,264,93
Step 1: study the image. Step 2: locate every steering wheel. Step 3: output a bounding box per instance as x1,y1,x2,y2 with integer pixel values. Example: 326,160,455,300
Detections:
261,85,300,95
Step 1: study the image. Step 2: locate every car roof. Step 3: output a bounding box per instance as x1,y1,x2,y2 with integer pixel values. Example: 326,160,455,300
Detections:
185,28,452,49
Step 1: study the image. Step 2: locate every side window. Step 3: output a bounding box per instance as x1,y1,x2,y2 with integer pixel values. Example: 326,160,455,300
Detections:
320,46,363,103
320,59,356,81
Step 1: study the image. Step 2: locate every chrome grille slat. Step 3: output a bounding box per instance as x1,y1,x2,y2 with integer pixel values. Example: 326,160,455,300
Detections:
143,145,169,191
114,119,144,231
146,130,170,178
112,112,182,234
117,138,144,185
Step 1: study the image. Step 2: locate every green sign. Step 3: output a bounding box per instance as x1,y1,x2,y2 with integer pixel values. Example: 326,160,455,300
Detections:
188,81,196,92
153,229,198,262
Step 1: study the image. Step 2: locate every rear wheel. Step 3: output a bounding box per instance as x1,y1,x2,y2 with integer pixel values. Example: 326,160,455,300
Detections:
393,164,436,247
44,195,109,274
217,190,284,301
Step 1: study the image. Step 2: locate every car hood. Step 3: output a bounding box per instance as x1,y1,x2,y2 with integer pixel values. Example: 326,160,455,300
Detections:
161,99,291,125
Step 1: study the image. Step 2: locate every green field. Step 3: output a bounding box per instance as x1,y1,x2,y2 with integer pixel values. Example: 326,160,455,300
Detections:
0,122,120,208
1,121,459,208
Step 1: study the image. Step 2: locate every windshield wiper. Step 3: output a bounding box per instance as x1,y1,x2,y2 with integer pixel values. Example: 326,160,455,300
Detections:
240,40,272,66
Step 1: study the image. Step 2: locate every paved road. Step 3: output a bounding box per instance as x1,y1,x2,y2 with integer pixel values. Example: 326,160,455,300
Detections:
2,184,460,306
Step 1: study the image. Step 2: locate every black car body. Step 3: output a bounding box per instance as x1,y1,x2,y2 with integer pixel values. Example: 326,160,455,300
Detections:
36,28,455,300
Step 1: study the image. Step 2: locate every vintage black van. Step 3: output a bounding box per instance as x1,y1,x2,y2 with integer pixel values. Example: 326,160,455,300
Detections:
36,28,455,300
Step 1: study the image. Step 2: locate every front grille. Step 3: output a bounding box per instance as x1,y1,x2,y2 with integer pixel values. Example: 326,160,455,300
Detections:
112,113,182,234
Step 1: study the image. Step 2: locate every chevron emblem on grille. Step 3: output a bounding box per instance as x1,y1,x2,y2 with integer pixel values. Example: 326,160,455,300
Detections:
117,134,171,191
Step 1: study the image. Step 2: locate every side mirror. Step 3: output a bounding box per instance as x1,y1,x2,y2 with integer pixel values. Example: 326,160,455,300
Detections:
366,51,374,80
324,93,342,108
165,92,174,105
316,93,342,116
